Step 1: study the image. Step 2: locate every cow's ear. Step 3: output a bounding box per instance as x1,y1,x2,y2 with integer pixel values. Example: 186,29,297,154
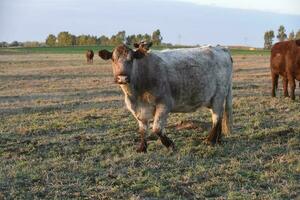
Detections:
147,42,153,48
133,43,139,48
133,50,145,59
98,50,112,60
296,39,300,47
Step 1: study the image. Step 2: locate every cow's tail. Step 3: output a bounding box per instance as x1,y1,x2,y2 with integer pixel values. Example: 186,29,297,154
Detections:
222,78,233,135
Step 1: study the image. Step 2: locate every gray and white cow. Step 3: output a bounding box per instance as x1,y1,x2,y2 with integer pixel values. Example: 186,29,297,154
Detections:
99,44,233,153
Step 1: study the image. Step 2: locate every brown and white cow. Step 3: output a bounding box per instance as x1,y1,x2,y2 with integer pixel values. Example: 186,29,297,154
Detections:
270,39,300,100
86,50,94,64
99,44,233,152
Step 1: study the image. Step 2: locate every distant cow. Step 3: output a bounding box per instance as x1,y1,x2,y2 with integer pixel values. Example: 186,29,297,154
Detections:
270,39,300,100
86,50,94,64
99,44,233,152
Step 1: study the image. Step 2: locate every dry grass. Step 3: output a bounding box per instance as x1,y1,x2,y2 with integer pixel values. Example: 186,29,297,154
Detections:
0,53,299,199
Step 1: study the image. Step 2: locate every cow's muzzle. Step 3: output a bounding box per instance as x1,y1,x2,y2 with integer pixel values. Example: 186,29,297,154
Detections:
116,75,130,84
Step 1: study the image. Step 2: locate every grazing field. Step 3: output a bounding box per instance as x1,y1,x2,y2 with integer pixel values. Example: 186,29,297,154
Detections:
0,51,299,199
0,46,270,56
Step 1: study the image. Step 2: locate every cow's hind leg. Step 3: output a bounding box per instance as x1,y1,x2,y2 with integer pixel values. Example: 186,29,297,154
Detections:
283,76,289,97
206,98,224,145
288,76,296,100
152,104,175,150
136,120,148,153
271,72,279,97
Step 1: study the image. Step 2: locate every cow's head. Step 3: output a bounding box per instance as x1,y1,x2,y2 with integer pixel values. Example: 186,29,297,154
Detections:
98,44,145,84
134,41,153,53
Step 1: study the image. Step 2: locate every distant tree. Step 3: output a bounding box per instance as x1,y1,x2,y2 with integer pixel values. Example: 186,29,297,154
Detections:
110,31,126,45
43,30,164,47
152,29,163,45
277,25,287,42
86,35,97,45
125,35,132,45
296,29,300,40
45,34,56,46
125,34,139,45
98,35,110,45
0,41,8,47
264,30,274,49
125,32,159,46
288,31,295,40
116,31,126,43
77,35,88,45
136,34,143,43
9,41,21,47
23,41,40,47
110,35,117,45
57,31,73,46
71,34,76,46
143,33,151,42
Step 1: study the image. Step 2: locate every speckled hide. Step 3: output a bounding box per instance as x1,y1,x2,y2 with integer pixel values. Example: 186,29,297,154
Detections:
99,45,233,152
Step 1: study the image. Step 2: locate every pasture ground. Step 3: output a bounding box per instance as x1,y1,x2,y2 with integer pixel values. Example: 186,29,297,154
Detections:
0,51,299,199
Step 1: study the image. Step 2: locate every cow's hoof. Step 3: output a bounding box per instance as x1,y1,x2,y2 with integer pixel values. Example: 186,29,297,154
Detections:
291,96,295,101
160,135,175,150
204,137,218,145
136,142,147,153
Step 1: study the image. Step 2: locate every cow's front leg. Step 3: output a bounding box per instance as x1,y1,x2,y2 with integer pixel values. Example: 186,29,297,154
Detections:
136,120,148,153
152,104,175,149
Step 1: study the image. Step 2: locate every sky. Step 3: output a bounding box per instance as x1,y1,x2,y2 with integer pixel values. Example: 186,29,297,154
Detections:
0,0,299,47
176,0,300,15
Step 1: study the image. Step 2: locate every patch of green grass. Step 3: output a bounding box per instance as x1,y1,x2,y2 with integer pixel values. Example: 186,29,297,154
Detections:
230,48,270,56
0,45,270,56
0,46,115,55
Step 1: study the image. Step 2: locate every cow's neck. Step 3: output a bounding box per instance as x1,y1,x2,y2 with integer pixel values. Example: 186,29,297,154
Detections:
119,84,135,98
120,56,157,99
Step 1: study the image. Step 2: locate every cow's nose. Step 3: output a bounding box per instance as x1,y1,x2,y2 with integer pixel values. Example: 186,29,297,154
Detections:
117,75,129,84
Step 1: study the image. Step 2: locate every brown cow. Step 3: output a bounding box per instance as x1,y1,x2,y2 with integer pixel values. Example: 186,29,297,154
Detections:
86,50,94,64
271,39,300,100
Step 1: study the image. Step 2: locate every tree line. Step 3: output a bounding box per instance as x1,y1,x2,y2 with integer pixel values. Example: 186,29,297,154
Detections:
0,30,163,48
45,30,162,47
264,25,300,49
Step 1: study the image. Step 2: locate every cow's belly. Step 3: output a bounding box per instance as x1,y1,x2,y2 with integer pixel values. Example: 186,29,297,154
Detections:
170,85,215,112
171,103,208,112
171,95,213,112
169,77,216,112
135,103,155,122
124,94,156,122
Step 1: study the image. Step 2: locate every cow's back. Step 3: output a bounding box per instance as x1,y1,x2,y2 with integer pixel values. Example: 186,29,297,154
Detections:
271,41,289,76
291,40,300,80
151,46,232,112
270,40,300,77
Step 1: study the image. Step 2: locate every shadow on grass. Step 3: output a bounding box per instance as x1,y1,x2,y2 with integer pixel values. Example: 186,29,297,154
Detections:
0,99,123,117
